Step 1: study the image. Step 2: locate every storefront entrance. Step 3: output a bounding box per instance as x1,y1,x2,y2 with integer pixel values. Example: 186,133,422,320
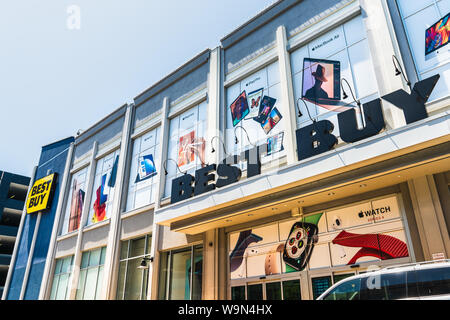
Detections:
227,194,414,300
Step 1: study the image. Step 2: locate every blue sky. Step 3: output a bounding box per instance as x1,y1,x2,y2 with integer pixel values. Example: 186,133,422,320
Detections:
0,0,275,178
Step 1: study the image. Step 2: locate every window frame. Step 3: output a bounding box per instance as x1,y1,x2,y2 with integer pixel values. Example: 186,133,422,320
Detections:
290,15,379,135
125,126,161,212
86,148,121,227
76,247,106,300
164,101,208,198
159,244,203,300
231,278,302,301
49,255,74,300
394,0,450,103
116,234,152,300
60,165,89,236
224,60,287,171
396,0,450,76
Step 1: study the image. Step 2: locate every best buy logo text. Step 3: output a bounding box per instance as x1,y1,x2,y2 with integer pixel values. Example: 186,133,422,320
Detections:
26,173,57,214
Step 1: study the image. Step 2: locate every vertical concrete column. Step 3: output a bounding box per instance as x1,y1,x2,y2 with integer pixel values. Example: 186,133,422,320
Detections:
148,97,170,300
202,229,218,300
201,47,222,301
39,142,75,299
407,175,450,261
217,228,228,300
276,25,298,165
1,166,37,300
300,270,311,300
19,213,42,299
433,173,450,234
359,0,408,129
207,47,222,165
67,141,98,300
101,105,133,300
103,105,134,300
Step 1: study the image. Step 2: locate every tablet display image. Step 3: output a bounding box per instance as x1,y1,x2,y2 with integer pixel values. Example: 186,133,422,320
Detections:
247,88,264,118
230,91,250,127
178,131,195,167
254,95,276,124
302,58,341,107
267,132,284,156
177,131,206,168
425,12,450,56
261,107,282,135
137,154,157,182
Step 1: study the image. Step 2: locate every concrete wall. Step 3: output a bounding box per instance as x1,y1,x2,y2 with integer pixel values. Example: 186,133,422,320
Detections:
133,50,210,128
221,0,344,74
74,105,127,161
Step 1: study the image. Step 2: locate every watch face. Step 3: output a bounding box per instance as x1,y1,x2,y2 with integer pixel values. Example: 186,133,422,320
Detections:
283,222,318,272
285,226,307,259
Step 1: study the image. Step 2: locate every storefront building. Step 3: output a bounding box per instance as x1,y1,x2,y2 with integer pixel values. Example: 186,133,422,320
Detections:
7,0,449,300
2,137,74,300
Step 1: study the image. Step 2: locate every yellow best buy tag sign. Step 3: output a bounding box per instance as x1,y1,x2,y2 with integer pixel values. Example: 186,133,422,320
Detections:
26,173,57,214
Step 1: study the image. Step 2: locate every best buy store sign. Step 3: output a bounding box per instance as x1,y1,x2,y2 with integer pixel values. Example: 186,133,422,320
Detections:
26,173,57,214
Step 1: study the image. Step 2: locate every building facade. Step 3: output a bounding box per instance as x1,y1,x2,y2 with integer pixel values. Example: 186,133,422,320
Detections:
0,171,30,298
2,137,74,300
7,0,450,300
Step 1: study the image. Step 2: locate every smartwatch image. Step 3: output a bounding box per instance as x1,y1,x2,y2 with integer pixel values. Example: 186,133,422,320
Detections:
282,213,322,272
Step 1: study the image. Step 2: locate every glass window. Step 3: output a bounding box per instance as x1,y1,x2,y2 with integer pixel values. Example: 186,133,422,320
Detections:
312,276,332,300
158,245,203,300
191,245,203,300
95,266,104,300
130,237,146,258
89,248,101,267
124,258,146,300
396,0,450,102
231,286,246,300
291,15,379,136
266,282,282,300
247,284,263,300
333,273,354,285
164,102,207,198
126,127,161,212
323,278,360,300
417,267,450,297
406,270,419,298
169,248,192,300
116,235,152,300
83,268,99,300
50,256,73,300
360,271,407,300
383,272,408,300
282,279,301,300
225,61,286,170
60,167,89,235
158,251,169,300
86,149,121,226
76,247,106,300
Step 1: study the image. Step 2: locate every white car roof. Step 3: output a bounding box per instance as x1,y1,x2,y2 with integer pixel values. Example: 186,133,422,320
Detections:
316,260,450,300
